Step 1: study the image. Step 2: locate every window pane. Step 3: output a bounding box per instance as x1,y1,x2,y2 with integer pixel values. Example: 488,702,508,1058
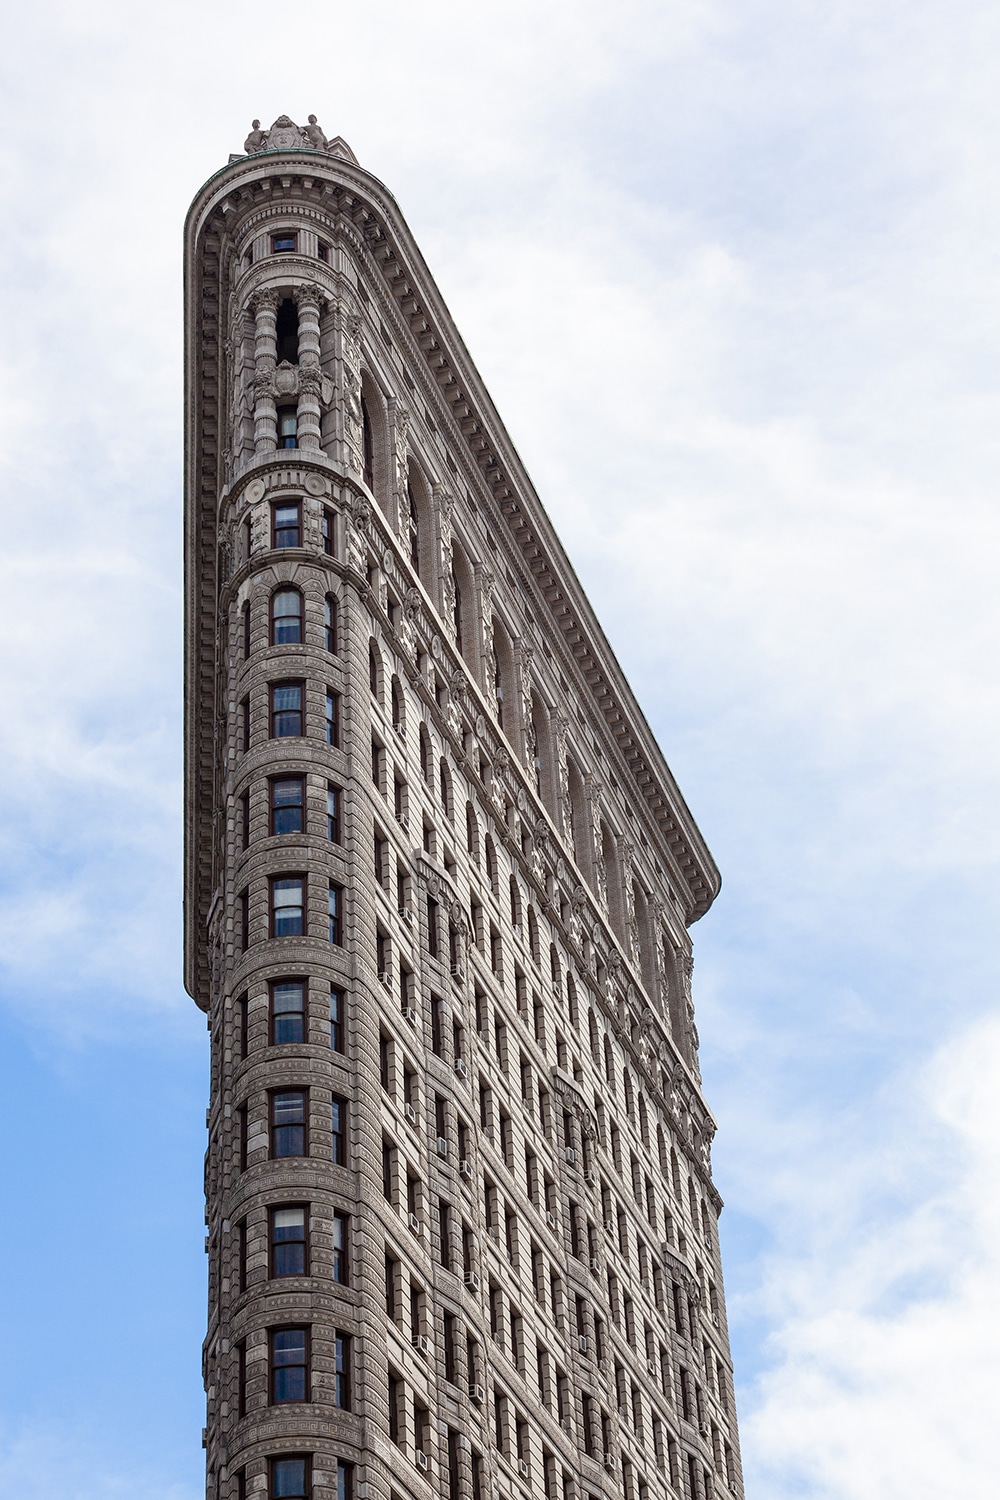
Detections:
273,1091,305,1122
272,981,303,1012
273,685,302,711
272,1458,307,1499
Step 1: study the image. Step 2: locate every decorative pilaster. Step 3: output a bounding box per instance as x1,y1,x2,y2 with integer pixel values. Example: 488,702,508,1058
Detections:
249,289,279,453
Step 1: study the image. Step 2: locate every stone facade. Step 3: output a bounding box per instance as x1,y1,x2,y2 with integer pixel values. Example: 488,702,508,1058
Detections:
184,116,743,1500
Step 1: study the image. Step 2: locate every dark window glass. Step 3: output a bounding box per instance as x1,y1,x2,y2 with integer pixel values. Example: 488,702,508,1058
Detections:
407,482,419,571
325,691,338,746
271,980,305,1044
272,233,297,253
270,1456,309,1499
271,682,303,737
332,1212,348,1283
324,594,336,650
271,1090,306,1157
277,409,298,449
361,397,375,491
273,500,300,544
334,1332,351,1408
271,777,304,835
270,1326,308,1403
335,1461,352,1500
326,784,341,842
328,883,342,945
322,509,334,557
331,1095,347,1164
271,877,304,937
271,1205,307,1276
271,589,302,644
330,987,344,1051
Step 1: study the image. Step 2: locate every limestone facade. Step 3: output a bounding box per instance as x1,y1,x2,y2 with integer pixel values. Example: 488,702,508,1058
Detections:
184,116,744,1500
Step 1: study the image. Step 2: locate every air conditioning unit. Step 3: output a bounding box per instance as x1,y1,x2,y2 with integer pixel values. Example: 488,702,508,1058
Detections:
399,906,414,925
378,971,392,989
604,1219,616,1233
469,1382,485,1404
583,1169,598,1185
395,813,410,831
404,1103,417,1126
545,1211,557,1230
578,1335,588,1354
711,1312,720,1327
402,1006,417,1025
408,1213,421,1234
518,1460,529,1479
564,1147,576,1164
464,1270,480,1291
415,1451,428,1471
450,963,464,978
459,1159,474,1179
647,1360,657,1378
412,1335,429,1356
603,1452,616,1471
699,1420,710,1437
454,1059,468,1078
589,1257,601,1273
436,1136,448,1157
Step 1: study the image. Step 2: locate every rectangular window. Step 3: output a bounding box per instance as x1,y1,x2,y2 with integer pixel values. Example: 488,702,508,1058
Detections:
238,1103,248,1171
270,1326,309,1403
273,500,301,547
328,883,343,945
271,232,297,254
388,1370,401,1443
237,1217,248,1292
240,889,249,952
332,1211,349,1283
324,593,337,650
270,1204,307,1277
271,979,305,1044
330,987,344,1051
241,694,250,752
271,681,303,737
270,1457,310,1500
426,894,439,958
240,791,249,850
335,1462,352,1500
271,776,304,835
271,876,305,937
325,690,339,746
326,784,341,842
331,1095,347,1164
322,509,334,557
334,1331,351,1408
271,1090,307,1157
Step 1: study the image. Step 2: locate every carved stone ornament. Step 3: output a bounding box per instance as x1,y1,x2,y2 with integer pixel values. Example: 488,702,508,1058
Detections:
403,586,422,622
304,474,327,497
450,669,467,699
243,114,351,156
475,714,486,739
245,479,266,506
350,495,372,531
274,362,298,397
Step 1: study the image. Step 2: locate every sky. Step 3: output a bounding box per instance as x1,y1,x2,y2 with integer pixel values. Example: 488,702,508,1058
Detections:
0,1,998,1496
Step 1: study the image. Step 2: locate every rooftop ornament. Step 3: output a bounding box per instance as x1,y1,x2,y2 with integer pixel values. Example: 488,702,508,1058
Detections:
238,115,358,163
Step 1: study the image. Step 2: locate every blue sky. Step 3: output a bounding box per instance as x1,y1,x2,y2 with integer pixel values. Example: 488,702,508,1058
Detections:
1,2,998,1496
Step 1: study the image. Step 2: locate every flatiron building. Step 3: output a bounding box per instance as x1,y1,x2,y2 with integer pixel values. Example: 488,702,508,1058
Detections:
184,114,744,1500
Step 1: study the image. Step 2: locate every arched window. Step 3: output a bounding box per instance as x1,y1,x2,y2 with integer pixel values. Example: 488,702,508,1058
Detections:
451,541,478,671
491,618,515,738
527,906,540,965
484,835,497,894
361,394,375,491
509,875,521,929
275,297,298,364
567,758,590,875
638,1094,649,1148
369,641,383,702
271,589,302,645
588,1009,600,1063
242,599,251,659
633,880,656,998
601,821,624,939
549,944,561,994
439,758,453,821
324,595,337,654
419,726,431,783
623,1070,634,1119
603,1036,615,1091
657,1125,668,1176
407,482,420,572
391,677,404,734
466,803,480,863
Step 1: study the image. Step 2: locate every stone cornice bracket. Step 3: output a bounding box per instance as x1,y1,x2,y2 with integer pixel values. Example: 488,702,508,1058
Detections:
550,1067,597,1140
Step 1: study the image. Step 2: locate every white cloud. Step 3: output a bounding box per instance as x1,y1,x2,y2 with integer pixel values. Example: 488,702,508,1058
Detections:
741,1017,1000,1498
